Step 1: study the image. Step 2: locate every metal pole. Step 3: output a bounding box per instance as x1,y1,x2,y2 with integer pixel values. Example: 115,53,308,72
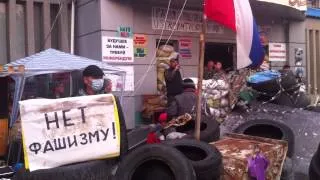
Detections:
195,4,207,140
70,0,75,54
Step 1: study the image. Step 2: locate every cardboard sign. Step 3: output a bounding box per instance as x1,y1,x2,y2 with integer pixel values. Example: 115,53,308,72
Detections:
269,43,286,61
102,36,134,63
19,94,121,171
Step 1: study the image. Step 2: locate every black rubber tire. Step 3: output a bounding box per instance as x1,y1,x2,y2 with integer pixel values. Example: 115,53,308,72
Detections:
163,139,222,180
233,119,295,158
13,159,118,180
114,96,129,157
309,143,320,180
281,157,293,180
13,96,128,180
176,118,220,143
115,144,196,180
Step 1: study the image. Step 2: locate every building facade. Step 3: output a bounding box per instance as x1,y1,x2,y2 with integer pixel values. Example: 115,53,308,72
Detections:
306,0,320,95
76,0,307,129
0,0,71,65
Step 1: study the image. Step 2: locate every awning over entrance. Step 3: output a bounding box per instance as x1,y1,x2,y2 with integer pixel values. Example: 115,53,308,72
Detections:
250,0,306,21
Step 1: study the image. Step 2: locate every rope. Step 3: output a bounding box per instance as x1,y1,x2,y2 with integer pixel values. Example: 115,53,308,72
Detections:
132,0,172,93
133,0,189,95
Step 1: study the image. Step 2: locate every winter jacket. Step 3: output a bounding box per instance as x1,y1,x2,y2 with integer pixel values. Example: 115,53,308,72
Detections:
167,89,196,118
165,68,183,97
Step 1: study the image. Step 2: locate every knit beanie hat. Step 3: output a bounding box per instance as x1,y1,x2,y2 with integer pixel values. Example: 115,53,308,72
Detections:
83,65,104,78
183,78,195,89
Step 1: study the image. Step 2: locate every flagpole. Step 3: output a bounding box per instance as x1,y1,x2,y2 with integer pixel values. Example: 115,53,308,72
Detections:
195,2,207,140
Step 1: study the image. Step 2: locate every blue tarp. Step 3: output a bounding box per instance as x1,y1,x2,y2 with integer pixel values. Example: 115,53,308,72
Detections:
247,70,281,84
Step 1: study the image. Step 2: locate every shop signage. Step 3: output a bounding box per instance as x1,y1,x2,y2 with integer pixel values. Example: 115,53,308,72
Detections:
20,94,121,171
179,39,192,59
257,0,307,11
152,7,224,34
269,43,286,61
117,26,132,38
133,34,148,57
102,36,134,63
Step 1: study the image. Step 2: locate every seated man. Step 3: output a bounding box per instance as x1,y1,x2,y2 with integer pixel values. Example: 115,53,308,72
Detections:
167,78,196,119
203,60,215,80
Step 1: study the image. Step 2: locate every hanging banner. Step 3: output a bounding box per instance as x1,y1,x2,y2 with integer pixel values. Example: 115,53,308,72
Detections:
117,26,133,38
152,7,224,34
269,43,286,61
179,39,192,59
20,94,121,171
102,36,134,63
134,34,148,58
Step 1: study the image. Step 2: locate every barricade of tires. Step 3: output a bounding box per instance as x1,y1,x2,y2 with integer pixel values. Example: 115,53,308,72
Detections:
12,97,223,180
309,142,320,180
248,71,311,108
115,139,223,180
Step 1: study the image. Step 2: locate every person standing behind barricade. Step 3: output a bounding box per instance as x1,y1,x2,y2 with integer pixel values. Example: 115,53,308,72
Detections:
49,81,65,99
103,78,113,94
77,65,105,96
213,61,227,80
167,78,197,120
164,56,183,106
203,60,215,80
75,65,128,156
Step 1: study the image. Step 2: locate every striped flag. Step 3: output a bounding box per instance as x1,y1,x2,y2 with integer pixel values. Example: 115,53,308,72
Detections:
205,0,265,69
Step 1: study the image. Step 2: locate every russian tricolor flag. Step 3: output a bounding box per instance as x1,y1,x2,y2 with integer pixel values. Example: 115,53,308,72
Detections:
205,0,265,69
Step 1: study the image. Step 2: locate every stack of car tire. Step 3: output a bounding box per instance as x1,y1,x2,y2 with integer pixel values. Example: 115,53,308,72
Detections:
116,140,223,180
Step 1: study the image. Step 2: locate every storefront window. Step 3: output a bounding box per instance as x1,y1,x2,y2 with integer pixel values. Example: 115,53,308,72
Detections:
22,72,72,100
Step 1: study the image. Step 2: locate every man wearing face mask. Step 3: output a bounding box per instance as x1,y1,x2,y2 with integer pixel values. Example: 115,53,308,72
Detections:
77,65,105,96
75,65,129,157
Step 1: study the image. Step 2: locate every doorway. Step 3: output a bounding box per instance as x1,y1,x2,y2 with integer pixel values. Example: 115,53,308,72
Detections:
205,43,235,72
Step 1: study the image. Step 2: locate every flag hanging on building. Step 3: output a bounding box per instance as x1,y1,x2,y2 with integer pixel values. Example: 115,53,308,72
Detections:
205,0,264,69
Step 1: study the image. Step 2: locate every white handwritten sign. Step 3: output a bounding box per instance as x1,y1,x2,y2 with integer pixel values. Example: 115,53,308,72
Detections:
152,7,224,34
102,36,134,63
19,94,120,171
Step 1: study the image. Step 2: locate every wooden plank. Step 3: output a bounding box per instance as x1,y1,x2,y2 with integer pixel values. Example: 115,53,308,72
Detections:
211,133,288,180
